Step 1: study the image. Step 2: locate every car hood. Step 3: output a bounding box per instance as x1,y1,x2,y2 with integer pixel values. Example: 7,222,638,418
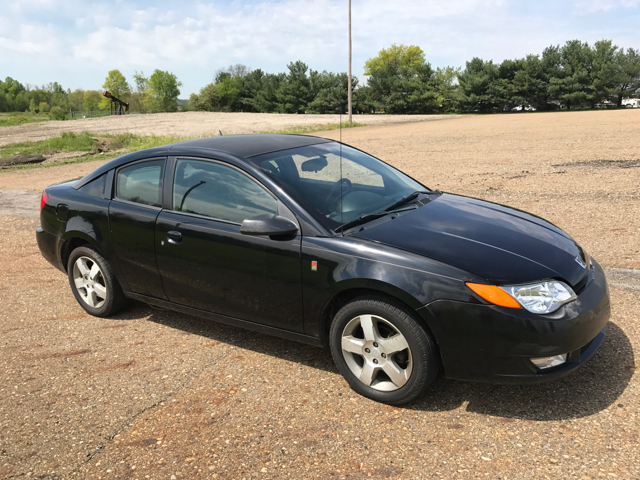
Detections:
352,193,589,286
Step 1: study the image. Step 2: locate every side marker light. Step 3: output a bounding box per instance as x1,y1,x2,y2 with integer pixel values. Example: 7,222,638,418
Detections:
465,283,523,309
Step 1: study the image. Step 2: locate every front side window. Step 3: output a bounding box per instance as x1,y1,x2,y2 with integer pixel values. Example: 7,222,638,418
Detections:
173,159,277,224
116,160,164,207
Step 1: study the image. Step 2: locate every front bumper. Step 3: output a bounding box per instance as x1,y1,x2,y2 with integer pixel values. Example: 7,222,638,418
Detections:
418,258,611,384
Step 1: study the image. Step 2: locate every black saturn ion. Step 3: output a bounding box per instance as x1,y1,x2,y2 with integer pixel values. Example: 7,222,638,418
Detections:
36,134,610,404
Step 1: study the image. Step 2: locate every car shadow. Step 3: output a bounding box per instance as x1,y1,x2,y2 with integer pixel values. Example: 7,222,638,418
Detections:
411,322,635,420
111,302,337,372
112,303,634,421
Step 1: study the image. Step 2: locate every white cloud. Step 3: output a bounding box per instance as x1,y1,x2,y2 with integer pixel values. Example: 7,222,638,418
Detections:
0,23,62,56
575,0,640,12
1,0,640,94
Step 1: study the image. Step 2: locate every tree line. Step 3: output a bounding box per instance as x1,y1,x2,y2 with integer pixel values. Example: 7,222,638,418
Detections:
0,69,182,118
190,39,640,114
2,38,639,118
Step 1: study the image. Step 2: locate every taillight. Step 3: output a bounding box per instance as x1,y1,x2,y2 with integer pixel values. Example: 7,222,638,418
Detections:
40,190,49,211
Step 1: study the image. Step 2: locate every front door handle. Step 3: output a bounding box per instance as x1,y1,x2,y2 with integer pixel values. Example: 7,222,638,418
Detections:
167,230,182,245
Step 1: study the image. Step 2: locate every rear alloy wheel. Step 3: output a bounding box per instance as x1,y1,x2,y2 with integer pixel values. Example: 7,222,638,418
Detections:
330,296,440,404
73,256,108,309
67,246,127,317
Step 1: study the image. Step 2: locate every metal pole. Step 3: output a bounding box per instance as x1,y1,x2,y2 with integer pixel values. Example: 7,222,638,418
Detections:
348,0,352,123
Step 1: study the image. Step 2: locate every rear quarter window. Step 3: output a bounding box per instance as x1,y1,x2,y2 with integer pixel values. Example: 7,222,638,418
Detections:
78,173,106,197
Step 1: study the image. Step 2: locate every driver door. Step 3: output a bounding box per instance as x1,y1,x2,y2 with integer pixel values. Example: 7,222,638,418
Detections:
155,157,304,332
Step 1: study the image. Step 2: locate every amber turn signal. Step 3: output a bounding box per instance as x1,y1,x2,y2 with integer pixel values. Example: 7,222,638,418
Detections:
465,283,523,309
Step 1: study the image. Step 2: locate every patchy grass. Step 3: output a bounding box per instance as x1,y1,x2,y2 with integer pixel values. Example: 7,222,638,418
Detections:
107,132,196,151
0,132,99,157
0,121,368,172
273,121,366,135
0,112,51,127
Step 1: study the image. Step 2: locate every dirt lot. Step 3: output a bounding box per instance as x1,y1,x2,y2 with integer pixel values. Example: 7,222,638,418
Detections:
0,110,638,479
0,112,456,146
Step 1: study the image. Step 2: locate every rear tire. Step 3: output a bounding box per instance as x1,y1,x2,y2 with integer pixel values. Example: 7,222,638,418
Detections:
67,245,128,317
330,295,440,405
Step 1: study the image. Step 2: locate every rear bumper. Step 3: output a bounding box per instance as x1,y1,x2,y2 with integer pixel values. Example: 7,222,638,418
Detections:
36,227,65,272
418,258,611,384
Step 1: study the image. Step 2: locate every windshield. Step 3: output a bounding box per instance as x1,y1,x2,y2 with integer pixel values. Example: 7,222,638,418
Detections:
250,142,429,231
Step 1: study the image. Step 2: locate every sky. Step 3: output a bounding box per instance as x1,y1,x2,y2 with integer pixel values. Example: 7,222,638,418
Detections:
2,0,640,97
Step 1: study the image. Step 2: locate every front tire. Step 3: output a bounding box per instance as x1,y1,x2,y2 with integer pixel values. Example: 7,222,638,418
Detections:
330,296,440,405
67,245,127,317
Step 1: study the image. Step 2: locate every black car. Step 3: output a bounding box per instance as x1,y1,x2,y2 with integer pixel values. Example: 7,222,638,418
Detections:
36,134,610,404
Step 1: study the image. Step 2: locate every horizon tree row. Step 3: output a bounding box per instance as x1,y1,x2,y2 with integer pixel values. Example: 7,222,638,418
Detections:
2,38,639,116
189,39,640,114
0,69,182,117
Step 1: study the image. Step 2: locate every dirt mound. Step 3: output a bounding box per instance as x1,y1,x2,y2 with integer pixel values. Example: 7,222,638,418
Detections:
0,154,45,167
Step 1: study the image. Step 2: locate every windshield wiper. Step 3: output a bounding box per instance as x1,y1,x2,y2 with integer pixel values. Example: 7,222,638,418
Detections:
334,206,418,234
334,211,390,234
383,190,432,212
334,191,439,234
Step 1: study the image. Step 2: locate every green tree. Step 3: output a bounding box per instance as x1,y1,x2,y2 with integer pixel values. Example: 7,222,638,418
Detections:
215,76,241,112
145,69,182,112
251,73,285,113
98,69,130,110
83,90,103,111
38,101,50,113
307,71,357,114
590,40,619,106
611,48,640,106
353,86,377,114
68,89,85,111
510,54,553,111
49,106,68,120
188,83,220,111
131,70,149,111
277,61,311,113
363,44,439,113
236,69,265,112
457,57,500,112
0,77,29,112
431,66,460,112
364,44,426,75
547,40,594,109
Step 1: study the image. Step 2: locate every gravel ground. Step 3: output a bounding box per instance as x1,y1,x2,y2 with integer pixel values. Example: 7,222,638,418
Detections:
0,109,638,479
0,112,456,146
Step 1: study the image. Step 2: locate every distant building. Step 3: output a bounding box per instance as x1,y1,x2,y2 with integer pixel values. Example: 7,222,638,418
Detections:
622,98,640,108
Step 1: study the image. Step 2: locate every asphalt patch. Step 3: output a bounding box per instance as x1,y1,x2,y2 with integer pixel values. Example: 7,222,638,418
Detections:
605,267,640,291
553,159,640,169
0,188,41,218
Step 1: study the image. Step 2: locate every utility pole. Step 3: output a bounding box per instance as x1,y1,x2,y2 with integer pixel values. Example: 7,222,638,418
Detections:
348,0,352,123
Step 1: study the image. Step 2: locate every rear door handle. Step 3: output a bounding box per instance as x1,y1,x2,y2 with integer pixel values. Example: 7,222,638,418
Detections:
167,230,182,244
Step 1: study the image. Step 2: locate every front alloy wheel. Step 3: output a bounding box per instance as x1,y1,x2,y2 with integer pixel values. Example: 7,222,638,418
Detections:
341,314,413,391
330,296,440,405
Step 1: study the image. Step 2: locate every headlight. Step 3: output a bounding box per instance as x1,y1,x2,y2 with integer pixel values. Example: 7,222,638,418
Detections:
500,281,577,314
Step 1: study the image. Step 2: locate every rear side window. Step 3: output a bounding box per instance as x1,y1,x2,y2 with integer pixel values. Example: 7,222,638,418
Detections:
173,158,277,224
116,160,164,207
79,173,106,197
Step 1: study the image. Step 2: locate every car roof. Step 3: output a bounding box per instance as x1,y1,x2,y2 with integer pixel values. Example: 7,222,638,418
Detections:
75,134,334,188
166,134,332,158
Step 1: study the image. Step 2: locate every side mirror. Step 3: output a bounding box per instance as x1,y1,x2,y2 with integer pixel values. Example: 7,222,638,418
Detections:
240,214,299,237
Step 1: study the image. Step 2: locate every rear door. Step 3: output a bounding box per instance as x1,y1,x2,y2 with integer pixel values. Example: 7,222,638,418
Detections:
155,157,304,331
108,158,167,299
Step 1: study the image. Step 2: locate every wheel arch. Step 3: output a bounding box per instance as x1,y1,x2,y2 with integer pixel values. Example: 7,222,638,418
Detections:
320,280,441,355
60,233,99,272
